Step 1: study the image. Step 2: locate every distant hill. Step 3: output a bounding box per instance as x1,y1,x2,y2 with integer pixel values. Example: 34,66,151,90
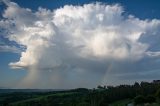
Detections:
0,89,65,93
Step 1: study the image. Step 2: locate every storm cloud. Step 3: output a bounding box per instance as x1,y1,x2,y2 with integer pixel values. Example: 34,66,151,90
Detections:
1,0,160,88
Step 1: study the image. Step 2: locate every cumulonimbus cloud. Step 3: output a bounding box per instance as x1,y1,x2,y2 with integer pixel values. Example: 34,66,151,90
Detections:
1,0,160,88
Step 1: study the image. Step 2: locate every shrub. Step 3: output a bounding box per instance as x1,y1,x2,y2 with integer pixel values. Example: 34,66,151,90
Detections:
134,95,145,105
145,95,156,103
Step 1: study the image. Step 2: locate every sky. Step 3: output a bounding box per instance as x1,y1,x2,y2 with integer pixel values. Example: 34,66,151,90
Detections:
0,0,160,89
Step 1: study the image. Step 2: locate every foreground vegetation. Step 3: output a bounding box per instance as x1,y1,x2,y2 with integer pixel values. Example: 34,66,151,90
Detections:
0,80,160,106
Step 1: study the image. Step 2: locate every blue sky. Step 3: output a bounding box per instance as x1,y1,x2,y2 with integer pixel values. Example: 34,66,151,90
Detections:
0,0,160,89
4,0,160,19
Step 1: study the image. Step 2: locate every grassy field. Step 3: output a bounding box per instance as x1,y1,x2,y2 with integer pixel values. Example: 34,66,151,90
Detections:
11,92,78,105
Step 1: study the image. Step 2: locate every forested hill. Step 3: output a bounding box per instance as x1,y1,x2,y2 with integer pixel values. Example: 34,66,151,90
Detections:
0,80,160,106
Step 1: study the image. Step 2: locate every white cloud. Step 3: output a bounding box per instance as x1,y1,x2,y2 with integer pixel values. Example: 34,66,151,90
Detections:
1,1,160,88
146,51,160,57
0,45,21,53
